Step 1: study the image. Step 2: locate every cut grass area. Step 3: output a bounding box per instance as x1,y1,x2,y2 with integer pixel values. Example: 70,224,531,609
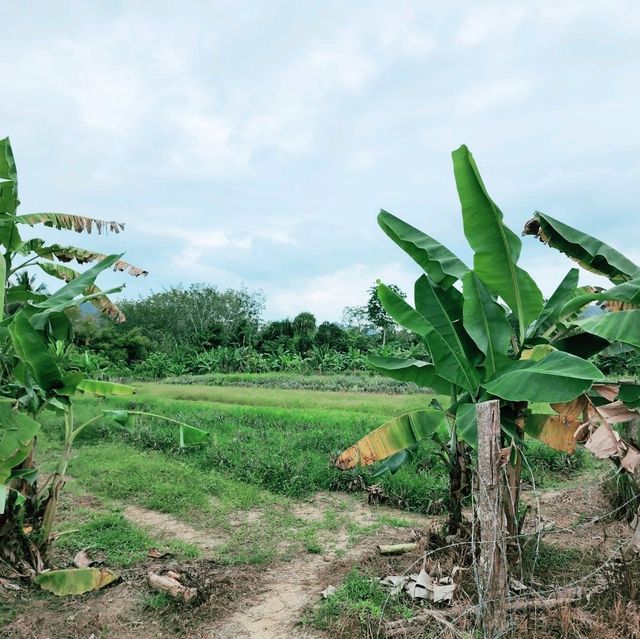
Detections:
163,372,432,394
133,382,436,415
81,394,449,513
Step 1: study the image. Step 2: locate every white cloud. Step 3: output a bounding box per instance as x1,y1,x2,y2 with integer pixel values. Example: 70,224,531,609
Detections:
455,5,527,46
456,79,531,114
265,262,416,321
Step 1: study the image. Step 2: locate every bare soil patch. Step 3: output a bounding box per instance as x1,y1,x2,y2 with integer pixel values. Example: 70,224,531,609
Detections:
124,505,225,553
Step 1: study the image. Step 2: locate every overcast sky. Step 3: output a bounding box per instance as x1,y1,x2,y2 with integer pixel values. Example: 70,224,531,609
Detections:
3,1,640,320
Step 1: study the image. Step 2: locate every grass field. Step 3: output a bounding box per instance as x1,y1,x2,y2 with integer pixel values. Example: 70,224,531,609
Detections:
8,374,607,639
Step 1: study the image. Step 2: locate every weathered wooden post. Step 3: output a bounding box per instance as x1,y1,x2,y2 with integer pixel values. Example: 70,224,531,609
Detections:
475,400,508,636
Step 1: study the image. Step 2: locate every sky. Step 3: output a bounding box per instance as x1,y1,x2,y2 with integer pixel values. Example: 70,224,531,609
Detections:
2,1,640,321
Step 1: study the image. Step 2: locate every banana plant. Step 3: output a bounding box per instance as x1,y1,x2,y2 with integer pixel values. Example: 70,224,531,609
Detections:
0,137,208,578
337,145,640,536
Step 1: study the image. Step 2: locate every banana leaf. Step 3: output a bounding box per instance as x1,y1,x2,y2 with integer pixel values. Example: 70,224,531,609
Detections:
378,210,469,287
483,350,604,403
336,409,446,470
452,145,543,340
523,212,640,284
575,310,640,349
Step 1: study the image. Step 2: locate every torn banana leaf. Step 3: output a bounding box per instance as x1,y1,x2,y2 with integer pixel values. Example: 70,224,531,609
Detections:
523,212,640,284
336,409,446,470
34,568,118,596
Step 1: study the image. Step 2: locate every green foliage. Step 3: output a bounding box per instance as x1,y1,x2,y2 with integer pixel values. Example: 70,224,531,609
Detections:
55,510,200,566
338,144,640,529
118,284,265,351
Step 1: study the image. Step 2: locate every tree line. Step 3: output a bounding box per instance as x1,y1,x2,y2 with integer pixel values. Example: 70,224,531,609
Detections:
68,283,421,378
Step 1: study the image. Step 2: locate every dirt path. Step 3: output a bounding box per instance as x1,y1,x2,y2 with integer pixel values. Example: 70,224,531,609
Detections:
124,504,225,553
209,492,435,639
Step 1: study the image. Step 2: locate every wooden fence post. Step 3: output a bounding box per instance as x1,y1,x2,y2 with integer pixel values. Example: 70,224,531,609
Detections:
475,400,508,636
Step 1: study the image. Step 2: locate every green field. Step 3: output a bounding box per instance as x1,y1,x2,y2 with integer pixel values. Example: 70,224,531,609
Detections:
40,376,591,528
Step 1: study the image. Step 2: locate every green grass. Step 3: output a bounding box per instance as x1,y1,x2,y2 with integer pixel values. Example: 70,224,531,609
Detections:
53,508,200,567
303,568,414,632
39,383,592,516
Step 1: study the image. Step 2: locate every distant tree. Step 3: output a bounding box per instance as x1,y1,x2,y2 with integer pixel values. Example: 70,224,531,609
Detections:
315,321,348,352
118,284,265,351
366,283,406,345
259,318,295,351
292,311,317,354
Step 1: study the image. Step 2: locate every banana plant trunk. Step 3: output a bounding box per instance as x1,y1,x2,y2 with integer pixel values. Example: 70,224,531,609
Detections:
448,440,472,535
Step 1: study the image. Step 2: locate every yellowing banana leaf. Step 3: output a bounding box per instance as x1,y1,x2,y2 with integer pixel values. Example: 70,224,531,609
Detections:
377,210,469,288
34,244,147,276
520,344,556,361
336,409,446,470
452,145,543,340
523,396,587,453
34,568,119,596
77,379,136,397
523,212,640,284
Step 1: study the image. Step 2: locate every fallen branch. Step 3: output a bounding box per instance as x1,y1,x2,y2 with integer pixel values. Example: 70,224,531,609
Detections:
378,543,418,555
148,572,197,603
383,587,591,638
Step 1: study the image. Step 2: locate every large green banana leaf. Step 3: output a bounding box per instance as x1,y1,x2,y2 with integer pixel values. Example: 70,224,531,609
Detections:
0,400,40,493
378,210,469,288
620,384,640,409
462,271,511,378
367,355,449,392
0,137,19,216
452,145,543,340
8,313,63,391
31,255,124,327
335,409,446,470
37,260,125,322
378,282,479,392
483,350,603,403
552,332,610,359
523,212,640,284
528,268,579,337
414,275,473,361
575,310,640,349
